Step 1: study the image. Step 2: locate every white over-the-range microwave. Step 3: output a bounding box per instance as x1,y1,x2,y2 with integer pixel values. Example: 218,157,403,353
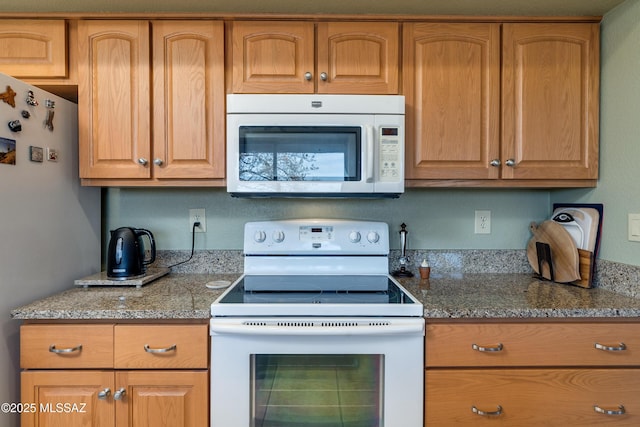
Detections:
226,94,405,198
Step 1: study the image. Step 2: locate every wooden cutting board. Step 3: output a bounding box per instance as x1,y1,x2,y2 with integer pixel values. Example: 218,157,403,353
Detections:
527,221,580,283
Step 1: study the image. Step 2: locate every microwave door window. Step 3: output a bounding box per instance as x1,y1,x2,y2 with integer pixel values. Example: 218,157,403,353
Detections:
239,127,361,182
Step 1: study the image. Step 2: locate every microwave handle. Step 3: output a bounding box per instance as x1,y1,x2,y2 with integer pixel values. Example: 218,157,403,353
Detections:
365,125,375,183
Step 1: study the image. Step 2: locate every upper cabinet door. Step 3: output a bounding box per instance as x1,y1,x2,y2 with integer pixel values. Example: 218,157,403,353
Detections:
502,23,599,180
0,20,67,78
404,23,501,179
152,21,225,179
78,21,151,179
231,21,315,93
316,22,399,94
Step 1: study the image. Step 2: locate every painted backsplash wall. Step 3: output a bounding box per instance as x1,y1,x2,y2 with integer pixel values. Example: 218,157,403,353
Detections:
552,0,640,267
104,187,551,252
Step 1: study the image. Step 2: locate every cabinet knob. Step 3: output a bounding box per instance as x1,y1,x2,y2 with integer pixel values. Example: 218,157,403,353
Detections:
98,388,111,400
304,72,312,81
153,158,164,166
138,158,149,166
490,159,501,167
320,72,328,81
505,159,516,167
114,388,127,400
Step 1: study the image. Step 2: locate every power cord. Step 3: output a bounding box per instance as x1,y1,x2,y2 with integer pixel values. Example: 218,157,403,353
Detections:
165,221,200,269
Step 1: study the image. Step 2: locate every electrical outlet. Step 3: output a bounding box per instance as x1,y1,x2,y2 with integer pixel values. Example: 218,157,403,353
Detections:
189,208,206,233
474,210,491,234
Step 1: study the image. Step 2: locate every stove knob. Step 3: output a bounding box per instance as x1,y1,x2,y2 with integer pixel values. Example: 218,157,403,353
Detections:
254,230,266,243
367,231,380,243
272,230,285,243
349,231,361,243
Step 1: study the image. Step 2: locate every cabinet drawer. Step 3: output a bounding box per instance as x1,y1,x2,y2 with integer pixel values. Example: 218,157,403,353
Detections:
20,324,114,369
426,323,640,367
426,369,640,426
114,324,208,369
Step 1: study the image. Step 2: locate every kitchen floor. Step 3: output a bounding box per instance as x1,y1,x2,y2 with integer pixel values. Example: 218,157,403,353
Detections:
253,354,382,427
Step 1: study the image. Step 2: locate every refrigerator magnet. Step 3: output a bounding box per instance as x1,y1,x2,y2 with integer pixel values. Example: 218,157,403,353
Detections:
30,146,44,162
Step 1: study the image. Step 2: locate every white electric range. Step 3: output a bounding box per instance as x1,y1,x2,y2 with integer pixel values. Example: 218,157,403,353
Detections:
210,219,424,427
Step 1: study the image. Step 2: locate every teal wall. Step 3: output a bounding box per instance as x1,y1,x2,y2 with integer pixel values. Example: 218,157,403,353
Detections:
104,188,550,251
552,0,640,266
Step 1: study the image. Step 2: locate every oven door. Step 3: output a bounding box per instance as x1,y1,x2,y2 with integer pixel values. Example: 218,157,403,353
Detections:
210,317,424,427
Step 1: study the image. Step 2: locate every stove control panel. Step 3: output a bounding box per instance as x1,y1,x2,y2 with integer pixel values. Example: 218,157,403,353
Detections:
244,219,389,255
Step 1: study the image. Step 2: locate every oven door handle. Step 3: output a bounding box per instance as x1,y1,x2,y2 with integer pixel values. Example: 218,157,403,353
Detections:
210,321,424,336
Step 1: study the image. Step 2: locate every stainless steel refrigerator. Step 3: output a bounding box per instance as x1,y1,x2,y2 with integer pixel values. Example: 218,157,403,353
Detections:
0,72,100,426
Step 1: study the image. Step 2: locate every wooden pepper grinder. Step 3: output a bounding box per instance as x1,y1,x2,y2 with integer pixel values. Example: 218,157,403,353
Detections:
392,223,414,278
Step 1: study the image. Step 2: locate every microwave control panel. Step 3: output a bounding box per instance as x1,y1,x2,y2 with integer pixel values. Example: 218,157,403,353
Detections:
379,127,400,181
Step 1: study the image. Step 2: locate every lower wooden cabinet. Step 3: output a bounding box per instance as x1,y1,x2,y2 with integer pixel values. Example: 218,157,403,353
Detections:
426,368,640,426
20,323,208,427
425,321,640,426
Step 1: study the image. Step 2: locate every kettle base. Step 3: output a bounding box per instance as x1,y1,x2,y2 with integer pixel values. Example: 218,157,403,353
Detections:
106,272,147,281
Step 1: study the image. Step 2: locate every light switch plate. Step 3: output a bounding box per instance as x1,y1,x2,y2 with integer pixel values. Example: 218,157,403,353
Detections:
629,213,640,242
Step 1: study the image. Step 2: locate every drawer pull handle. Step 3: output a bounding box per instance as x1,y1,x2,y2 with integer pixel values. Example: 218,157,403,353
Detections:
144,344,177,354
49,344,83,354
594,342,627,351
472,405,503,416
98,388,111,400
472,343,503,352
114,388,126,400
594,405,625,415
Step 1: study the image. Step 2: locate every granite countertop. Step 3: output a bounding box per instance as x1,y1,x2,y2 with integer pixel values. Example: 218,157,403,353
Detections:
11,272,640,321
398,273,640,319
11,274,240,321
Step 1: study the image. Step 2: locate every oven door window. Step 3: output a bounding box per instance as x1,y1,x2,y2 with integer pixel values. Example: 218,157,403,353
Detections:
251,354,383,427
239,126,361,182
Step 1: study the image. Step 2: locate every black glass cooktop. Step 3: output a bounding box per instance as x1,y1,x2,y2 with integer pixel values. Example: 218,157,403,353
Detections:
217,275,415,305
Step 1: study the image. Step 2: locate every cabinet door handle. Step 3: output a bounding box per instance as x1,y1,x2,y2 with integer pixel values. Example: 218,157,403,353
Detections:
490,159,501,167
472,405,503,416
594,342,627,351
153,158,163,166
304,72,312,81
594,405,626,415
98,388,111,400
49,344,82,354
320,72,328,81
138,157,149,166
472,343,503,352
143,344,177,353
505,159,516,167
114,388,126,400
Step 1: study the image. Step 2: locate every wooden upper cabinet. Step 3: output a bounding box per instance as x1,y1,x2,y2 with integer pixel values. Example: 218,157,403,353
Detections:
316,22,399,94
404,23,500,180
231,21,315,93
405,22,599,185
502,23,599,180
78,20,151,180
152,20,225,179
0,20,67,78
78,20,225,184
231,20,399,94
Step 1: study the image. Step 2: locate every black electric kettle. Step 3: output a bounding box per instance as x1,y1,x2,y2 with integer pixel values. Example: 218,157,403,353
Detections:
107,227,156,279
